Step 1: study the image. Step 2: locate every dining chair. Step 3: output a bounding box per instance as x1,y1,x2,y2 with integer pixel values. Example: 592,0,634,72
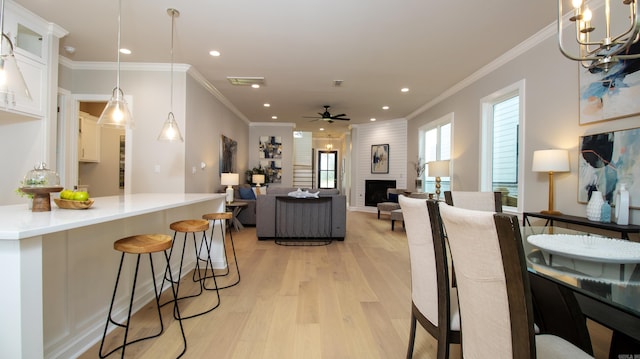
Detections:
443,190,502,212
428,201,592,358
399,195,460,359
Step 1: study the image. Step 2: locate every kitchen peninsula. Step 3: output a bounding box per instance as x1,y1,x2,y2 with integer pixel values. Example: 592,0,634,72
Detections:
0,193,226,359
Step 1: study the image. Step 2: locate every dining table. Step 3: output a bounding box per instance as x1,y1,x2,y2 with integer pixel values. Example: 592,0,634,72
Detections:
521,226,640,353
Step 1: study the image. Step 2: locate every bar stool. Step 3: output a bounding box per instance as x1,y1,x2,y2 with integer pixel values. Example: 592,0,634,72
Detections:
99,234,186,358
161,219,220,320
202,212,240,289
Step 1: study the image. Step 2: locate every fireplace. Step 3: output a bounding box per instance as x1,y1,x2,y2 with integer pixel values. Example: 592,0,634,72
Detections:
365,180,397,206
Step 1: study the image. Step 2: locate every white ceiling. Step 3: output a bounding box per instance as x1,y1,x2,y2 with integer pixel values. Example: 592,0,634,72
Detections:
15,0,562,138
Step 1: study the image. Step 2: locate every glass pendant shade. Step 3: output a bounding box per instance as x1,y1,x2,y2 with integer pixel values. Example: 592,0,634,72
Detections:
158,8,184,143
97,0,134,130
157,111,183,142
0,34,31,100
97,87,134,129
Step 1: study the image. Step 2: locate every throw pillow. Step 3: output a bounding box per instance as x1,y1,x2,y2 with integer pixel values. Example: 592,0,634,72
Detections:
239,187,256,200
388,193,399,203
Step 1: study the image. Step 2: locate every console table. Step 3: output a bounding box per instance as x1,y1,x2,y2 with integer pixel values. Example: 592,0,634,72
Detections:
523,212,640,240
274,196,332,245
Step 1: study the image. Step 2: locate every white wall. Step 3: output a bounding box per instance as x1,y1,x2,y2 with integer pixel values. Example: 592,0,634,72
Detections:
407,25,640,224
184,73,249,193
350,118,408,209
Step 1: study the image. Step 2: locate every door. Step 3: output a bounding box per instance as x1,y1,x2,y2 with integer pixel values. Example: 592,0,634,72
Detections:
318,150,337,189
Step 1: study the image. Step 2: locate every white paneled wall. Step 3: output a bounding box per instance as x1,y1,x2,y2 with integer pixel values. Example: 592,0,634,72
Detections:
352,119,408,209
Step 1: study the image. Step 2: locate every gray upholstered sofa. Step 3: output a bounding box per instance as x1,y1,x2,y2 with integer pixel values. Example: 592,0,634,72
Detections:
256,187,347,240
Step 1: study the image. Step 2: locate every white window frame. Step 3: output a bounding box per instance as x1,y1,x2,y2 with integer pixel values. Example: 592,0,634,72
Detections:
480,80,525,213
419,112,453,192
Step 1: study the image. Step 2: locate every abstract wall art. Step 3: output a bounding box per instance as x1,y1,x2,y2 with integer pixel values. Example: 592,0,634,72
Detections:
578,127,640,208
578,42,640,124
371,144,389,174
220,134,237,174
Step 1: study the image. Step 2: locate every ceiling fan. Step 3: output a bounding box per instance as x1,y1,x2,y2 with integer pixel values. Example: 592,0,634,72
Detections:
304,105,350,123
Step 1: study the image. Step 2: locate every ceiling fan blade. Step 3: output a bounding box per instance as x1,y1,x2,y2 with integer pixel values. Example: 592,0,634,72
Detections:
332,114,346,118
330,117,350,121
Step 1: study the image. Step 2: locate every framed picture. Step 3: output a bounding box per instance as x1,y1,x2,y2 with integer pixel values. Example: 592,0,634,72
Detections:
578,127,640,208
578,44,640,124
259,160,282,183
371,144,389,174
259,135,282,159
220,134,237,174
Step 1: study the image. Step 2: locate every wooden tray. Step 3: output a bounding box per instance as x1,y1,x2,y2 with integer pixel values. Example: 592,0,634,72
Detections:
54,198,94,210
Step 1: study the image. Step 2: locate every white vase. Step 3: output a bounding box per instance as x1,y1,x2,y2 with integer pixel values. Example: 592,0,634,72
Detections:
586,191,604,221
614,184,630,225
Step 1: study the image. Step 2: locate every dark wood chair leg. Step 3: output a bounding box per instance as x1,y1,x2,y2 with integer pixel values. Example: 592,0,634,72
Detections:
406,313,417,359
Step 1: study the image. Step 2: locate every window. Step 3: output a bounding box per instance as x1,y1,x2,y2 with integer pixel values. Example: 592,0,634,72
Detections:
480,80,525,211
318,151,337,189
419,113,452,193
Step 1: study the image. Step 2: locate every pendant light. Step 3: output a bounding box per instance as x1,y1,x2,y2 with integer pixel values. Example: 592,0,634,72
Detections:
0,0,31,100
157,8,184,142
97,0,134,129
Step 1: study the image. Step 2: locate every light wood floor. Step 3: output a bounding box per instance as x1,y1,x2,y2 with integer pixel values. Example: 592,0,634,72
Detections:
80,211,611,359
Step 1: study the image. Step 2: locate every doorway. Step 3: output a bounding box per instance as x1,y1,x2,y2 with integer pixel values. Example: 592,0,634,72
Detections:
318,150,337,189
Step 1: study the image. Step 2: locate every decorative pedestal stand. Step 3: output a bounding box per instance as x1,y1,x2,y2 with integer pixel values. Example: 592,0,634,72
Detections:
19,187,63,212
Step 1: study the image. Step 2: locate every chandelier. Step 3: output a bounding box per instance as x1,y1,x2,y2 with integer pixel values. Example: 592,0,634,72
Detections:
558,0,640,71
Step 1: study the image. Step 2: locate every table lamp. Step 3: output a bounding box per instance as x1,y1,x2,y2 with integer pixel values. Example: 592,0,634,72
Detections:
252,174,265,195
221,173,239,204
428,160,450,200
532,149,569,215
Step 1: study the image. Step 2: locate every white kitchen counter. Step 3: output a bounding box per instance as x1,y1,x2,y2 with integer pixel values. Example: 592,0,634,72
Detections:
0,192,224,240
0,193,226,359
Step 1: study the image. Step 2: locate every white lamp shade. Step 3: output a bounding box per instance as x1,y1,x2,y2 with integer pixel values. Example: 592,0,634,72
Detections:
532,149,570,172
221,173,239,186
428,160,450,177
252,174,265,185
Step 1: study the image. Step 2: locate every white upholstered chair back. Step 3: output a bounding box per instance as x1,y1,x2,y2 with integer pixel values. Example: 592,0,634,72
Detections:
399,195,439,324
437,202,593,358
444,191,502,212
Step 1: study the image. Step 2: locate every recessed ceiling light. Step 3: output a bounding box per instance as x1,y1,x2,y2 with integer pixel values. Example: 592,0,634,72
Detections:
382,106,389,110
370,118,376,122
263,103,270,107
401,87,410,92
119,48,131,55
319,128,325,131
209,50,221,57
251,84,260,89
63,45,76,54
271,115,278,119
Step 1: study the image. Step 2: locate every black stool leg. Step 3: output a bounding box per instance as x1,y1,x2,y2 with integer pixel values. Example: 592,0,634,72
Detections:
215,217,240,289
161,230,220,320
99,253,165,358
163,250,187,358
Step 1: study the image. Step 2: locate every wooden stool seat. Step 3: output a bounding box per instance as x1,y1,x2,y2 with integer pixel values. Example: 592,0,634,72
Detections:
114,234,172,254
202,212,233,221
170,219,209,233
100,233,186,358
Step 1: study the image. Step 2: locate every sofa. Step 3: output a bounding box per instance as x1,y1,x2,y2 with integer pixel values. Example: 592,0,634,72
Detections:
256,187,347,240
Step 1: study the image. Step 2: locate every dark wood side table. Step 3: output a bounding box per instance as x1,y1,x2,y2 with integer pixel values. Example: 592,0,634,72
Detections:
226,201,248,232
523,211,640,240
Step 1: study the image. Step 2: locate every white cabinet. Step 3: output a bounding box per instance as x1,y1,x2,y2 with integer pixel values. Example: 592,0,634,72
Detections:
1,1,67,119
78,113,100,162
1,53,45,117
